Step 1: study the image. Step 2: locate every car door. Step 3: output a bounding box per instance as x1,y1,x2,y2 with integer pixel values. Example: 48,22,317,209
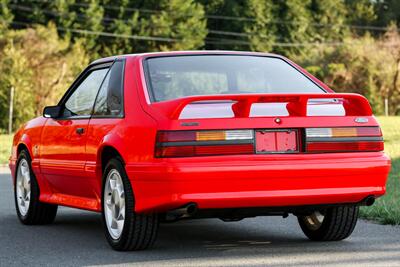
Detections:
40,63,111,198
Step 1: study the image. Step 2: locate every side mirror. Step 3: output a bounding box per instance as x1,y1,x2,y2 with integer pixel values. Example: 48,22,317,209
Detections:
43,106,61,119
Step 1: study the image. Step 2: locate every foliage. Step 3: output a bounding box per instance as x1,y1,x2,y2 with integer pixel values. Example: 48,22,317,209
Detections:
243,0,276,52
0,134,12,164
0,23,89,130
1,0,400,130
0,0,12,36
141,0,207,52
360,116,400,225
299,25,400,115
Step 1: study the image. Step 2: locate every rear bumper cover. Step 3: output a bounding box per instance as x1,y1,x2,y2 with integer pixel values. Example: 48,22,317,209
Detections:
126,152,390,213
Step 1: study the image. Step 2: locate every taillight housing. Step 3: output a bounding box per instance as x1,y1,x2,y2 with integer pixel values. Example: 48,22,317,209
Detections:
155,126,384,158
155,130,254,158
305,127,384,153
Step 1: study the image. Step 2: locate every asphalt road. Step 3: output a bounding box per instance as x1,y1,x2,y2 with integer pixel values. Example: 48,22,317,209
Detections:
1,172,400,267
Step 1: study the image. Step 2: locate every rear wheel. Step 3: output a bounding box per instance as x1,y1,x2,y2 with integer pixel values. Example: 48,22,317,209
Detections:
101,158,159,251
298,206,359,241
14,150,58,225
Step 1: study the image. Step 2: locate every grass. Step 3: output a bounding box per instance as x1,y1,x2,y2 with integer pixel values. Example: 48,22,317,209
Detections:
0,134,12,165
0,117,399,224
360,116,400,225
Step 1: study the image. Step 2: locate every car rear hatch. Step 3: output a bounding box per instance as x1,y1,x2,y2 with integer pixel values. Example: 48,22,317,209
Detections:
145,93,383,158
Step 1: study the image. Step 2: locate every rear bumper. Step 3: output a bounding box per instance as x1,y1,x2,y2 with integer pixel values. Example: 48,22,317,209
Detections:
126,152,391,213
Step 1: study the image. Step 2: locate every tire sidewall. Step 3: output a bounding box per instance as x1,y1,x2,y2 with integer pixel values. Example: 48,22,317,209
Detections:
298,206,359,241
101,158,134,249
298,209,332,240
14,150,35,222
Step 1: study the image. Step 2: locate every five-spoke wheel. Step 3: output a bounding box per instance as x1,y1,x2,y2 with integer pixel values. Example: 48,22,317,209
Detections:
104,169,126,240
16,159,31,216
101,157,159,251
14,150,58,224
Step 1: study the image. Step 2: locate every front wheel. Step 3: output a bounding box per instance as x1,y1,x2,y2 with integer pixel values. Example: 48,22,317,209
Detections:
101,158,159,251
14,150,58,224
297,206,359,241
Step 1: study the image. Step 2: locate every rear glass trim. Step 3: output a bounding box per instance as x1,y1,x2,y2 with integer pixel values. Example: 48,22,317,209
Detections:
142,54,327,103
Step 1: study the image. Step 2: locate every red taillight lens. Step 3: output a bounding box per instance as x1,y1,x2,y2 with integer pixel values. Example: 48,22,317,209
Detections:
155,144,254,158
306,141,384,152
157,131,196,142
155,130,254,158
305,126,384,153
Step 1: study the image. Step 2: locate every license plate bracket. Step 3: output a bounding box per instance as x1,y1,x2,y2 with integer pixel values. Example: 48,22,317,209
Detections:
255,129,299,153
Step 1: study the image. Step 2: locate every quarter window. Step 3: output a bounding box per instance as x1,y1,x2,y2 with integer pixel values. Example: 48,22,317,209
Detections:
93,60,124,117
63,68,109,117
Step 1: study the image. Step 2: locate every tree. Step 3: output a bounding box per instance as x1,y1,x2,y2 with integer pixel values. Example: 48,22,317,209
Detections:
302,26,400,115
0,36,33,130
49,0,78,35
345,0,376,26
101,0,143,55
309,0,349,42
0,0,13,36
273,0,313,57
374,0,400,28
0,23,90,130
141,0,207,51
243,0,276,52
74,0,104,57
198,0,249,50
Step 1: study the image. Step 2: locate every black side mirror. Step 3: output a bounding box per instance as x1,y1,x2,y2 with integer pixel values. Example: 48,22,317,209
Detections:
43,106,61,119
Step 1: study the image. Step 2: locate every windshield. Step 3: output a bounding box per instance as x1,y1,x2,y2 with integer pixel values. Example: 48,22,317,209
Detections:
144,55,325,102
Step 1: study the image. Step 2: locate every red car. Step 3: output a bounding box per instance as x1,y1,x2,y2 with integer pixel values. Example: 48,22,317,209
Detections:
9,51,390,251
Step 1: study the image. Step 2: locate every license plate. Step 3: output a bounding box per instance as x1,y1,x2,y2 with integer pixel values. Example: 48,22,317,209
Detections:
256,129,299,153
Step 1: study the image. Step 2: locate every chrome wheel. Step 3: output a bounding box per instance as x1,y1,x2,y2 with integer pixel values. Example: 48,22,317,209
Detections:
302,211,325,230
104,169,125,240
16,159,31,216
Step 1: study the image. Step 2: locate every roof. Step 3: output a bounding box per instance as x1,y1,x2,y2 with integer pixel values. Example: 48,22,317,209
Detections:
90,50,283,65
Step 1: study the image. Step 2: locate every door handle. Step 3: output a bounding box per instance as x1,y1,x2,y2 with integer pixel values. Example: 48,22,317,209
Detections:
76,127,85,135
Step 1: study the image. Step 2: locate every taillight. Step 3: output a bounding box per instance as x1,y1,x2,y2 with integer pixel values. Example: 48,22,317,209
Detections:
155,130,254,157
305,127,383,153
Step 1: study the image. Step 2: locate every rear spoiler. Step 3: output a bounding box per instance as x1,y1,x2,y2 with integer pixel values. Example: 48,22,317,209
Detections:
151,93,372,119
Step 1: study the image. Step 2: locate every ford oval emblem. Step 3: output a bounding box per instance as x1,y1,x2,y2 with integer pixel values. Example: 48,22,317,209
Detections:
355,117,368,123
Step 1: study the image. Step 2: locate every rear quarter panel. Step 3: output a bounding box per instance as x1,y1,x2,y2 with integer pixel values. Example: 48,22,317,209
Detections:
85,57,158,202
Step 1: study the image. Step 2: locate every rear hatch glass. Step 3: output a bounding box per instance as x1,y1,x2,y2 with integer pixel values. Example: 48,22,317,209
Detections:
144,55,325,103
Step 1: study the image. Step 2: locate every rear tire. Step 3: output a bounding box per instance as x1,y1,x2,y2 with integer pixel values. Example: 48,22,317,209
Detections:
14,150,58,225
101,158,159,251
298,206,359,241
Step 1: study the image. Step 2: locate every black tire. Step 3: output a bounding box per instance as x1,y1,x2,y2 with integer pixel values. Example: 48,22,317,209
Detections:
298,206,359,241
101,158,159,251
14,150,58,225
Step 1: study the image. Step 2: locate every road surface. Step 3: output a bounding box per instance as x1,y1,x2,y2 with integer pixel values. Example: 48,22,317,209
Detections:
1,172,399,267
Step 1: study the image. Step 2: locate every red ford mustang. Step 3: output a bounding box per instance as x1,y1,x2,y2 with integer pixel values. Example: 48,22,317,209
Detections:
9,51,391,251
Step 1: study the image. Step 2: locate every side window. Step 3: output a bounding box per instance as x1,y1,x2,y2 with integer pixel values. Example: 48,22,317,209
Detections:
93,60,124,117
63,68,109,117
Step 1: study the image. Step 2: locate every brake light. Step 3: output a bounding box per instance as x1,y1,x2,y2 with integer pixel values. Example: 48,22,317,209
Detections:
155,130,254,157
305,127,383,153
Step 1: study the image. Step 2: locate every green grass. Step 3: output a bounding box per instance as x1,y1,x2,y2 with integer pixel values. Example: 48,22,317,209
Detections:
360,116,400,225
0,117,399,224
0,134,12,165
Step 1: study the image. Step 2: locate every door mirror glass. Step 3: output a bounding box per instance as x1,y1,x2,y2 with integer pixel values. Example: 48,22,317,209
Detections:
43,106,61,118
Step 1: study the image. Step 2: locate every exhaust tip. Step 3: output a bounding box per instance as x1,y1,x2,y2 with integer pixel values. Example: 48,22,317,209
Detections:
365,196,375,206
186,203,198,215
166,203,198,220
